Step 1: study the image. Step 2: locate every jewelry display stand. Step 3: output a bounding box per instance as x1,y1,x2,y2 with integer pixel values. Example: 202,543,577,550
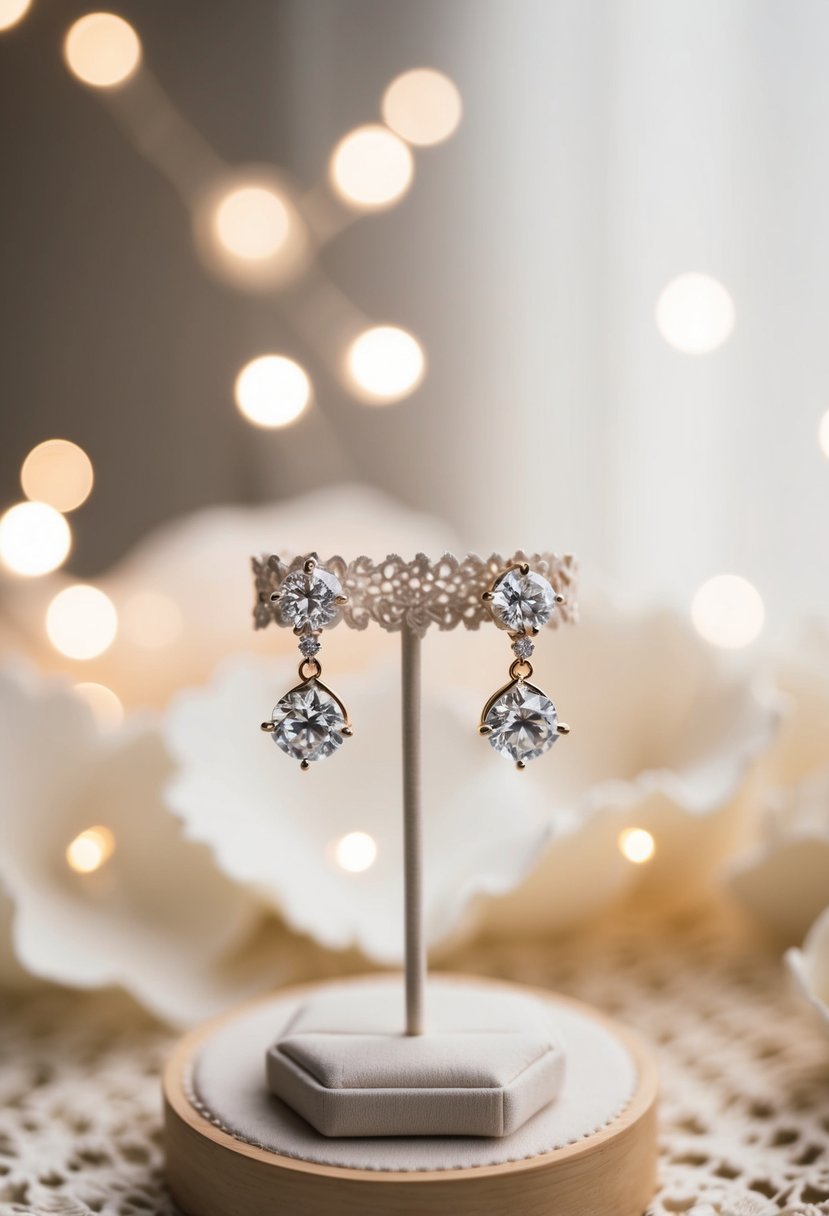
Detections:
163,552,658,1216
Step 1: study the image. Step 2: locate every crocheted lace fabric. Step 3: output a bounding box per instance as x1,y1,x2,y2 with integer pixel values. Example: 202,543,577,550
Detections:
1,900,827,1216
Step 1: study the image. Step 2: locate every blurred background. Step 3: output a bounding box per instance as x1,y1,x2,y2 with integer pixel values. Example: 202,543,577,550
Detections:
2,0,828,644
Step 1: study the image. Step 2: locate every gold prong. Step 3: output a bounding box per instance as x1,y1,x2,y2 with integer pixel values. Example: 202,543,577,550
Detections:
554,593,566,604
518,562,530,576
261,722,275,733
292,622,305,636
557,722,570,735
530,626,540,637
342,725,354,737
270,591,280,603
482,591,495,602
303,557,317,574
516,759,526,770
300,759,310,771
335,594,348,606
479,724,492,736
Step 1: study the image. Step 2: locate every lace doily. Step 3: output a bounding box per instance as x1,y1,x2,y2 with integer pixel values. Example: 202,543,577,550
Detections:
252,551,579,637
2,902,827,1216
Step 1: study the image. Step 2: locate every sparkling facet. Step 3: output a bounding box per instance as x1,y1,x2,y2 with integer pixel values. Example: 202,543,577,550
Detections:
489,569,556,633
298,634,321,658
484,680,559,764
276,565,343,632
271,681,346,764
511,636,535,660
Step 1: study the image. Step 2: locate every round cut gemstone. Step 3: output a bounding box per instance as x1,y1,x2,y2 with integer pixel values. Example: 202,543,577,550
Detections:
484,681,559,764
489,569,556,633
271,681,346,764
277,565,343,632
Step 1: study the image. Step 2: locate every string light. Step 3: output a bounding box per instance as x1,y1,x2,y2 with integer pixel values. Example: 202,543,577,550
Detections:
234,355,311,428
0,0,31,32
73,682,124,728
120,591,182,649
382,68,462,146
21,439,94,513
46,585,118,660
691,574,765,649
213,185,290,262
0,501,71,577
655,273,735,354
346,325,424,403
333,831,378,873
63,12,142,89
330,125,413,209
66,825,116,874
618,827,656,864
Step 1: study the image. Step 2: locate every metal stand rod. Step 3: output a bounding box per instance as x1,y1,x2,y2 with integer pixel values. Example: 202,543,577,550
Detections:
401,625,425,1035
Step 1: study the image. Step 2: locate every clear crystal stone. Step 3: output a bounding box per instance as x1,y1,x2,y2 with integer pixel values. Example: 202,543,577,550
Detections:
298,634,321,658
489,569,556,633
271,681,346,764
277,565,343,632
484,681,559,764
511,636,535,660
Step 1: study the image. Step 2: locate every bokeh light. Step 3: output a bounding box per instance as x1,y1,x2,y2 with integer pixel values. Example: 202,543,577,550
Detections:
234,355,311,428
63,12,142,89
21,439,94,513
382,68,462,146
618,827,656,865
655,273,735,354
691,574,765,649
73,682,124,728
213,185,290,262
0,0,32,32
46,585,118,660
0,501,71,577
818,410,829,458
120,591,183,649
330,124,414,209
66,825,116,874
333,831,378,873
346,325,424,403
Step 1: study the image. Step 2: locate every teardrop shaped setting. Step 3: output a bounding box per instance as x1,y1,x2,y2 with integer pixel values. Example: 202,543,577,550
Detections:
271,679,347,765
482,679,559,765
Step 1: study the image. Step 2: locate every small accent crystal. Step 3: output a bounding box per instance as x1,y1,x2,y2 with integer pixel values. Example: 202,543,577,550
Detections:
489,569,556,634
271,681,346,764
298,635,321,658
484,681,559,764
277,564,343,632
511,636,535,661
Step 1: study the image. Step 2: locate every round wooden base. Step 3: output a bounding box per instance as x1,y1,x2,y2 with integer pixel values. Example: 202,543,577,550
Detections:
163,978,658,1216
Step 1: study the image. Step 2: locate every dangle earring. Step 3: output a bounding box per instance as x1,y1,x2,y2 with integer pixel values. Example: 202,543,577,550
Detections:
479,562,570,770
260,555,353,770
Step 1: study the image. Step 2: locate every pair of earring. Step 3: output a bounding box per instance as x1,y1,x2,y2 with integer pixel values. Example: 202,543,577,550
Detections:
261,556,570,770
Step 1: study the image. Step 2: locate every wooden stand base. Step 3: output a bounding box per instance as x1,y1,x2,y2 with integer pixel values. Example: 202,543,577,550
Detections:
163,977,658,1216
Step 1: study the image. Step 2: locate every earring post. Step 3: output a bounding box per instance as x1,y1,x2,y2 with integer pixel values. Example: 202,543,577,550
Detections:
401,625,426,1035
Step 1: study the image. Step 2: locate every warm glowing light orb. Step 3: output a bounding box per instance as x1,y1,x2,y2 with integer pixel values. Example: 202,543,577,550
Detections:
73,682,124,728
213,185,290,262
0,501,71,576
691,574,765,649
66,825,116,874
334,831,378,873
618,827,656,865
21,439,94,512
120,591,183,649
655,273,735,354
234,355,311,428
46,585,118,660
330,124,413,209
0,0,32,32
346,325,424,403
64,12,141,88
382,68,462,146
818,410,829,459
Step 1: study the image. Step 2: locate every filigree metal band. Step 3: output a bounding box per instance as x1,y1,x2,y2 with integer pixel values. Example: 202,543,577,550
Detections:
252,551,578,639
